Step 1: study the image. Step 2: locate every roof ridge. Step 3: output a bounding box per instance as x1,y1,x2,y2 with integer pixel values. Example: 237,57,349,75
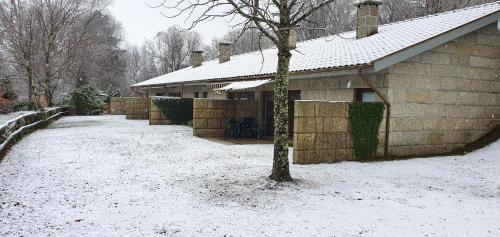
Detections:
212,1,500,59
380,1,500,27
297,1,500,45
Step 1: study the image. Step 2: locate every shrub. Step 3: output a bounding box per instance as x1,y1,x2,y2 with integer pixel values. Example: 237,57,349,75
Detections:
0,98,15,114
13,101,37,111
2,89,17,101
152,97,193,125
349,102,385,159
104,86,121,104
70,85,103,115
1,80,18,101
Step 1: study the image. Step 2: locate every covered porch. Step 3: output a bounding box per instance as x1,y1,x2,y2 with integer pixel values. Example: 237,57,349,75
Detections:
193,79,301,140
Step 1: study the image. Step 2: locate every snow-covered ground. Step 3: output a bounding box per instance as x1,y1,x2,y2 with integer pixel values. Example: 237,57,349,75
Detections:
1,116,499,237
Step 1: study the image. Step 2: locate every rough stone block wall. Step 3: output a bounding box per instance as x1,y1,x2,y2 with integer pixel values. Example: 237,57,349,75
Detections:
298,73,388,102
387,24,500,157
293,101,355,164
125,97,149,120
193,99,233,137
149,98,172,125
110,97,126,115
193,99,259,138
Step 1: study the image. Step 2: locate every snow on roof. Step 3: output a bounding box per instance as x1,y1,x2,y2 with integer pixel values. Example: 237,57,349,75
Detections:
134,2,500,88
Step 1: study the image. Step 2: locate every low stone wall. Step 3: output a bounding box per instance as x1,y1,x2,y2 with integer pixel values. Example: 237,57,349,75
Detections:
193,99,258,138
293,101,355,164
149,98,172,125
0,107,68,160
110,97,126,115
125,97,149,120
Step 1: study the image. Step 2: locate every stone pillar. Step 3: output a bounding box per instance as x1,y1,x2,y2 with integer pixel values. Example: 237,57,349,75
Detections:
355,0,382,39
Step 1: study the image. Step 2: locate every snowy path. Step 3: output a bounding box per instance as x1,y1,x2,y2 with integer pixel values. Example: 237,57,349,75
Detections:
0,116,499,237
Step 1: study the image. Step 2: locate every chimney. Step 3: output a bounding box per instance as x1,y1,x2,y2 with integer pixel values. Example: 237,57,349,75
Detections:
289,27,297,49
218,42,231,63
191,51,203,68
355,0,383,39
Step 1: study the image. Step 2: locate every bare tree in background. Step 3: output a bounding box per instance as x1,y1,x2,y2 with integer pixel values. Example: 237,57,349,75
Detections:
418,0,481,14
145,26,202,74
0,0,38,107
154,0,344,182
299,0,356,40
123,45,158,93
221,26,272,55
31,0,109,105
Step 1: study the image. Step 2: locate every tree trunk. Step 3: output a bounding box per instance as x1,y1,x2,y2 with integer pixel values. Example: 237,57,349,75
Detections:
270,35,293,182
27,72,33,106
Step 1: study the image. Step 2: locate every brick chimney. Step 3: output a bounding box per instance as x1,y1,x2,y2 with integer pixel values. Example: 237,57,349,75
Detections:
355,0,383,39
218,42,231,63
191,51,203,68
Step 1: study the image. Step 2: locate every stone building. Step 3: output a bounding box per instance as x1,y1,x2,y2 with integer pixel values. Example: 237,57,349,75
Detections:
133,1,500,160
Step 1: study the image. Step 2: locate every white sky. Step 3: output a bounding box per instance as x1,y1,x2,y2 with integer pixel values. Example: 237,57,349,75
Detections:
108,0,235,47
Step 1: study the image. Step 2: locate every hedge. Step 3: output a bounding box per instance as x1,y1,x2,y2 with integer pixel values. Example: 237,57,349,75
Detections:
349,102,385,159
152,97,193,125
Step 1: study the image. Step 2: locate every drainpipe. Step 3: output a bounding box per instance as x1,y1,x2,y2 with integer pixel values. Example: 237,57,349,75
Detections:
357,68,391,158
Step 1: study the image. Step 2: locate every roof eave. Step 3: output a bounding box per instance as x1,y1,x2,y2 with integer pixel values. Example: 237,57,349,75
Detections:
133,64,374,89
373,10,500,72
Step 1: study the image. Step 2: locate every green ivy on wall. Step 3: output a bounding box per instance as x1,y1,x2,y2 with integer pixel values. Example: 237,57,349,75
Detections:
349,102,385,159
152,97,193,125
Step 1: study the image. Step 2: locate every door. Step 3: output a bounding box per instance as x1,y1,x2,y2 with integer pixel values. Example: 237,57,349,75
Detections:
264,92,274,137
264,91,301,138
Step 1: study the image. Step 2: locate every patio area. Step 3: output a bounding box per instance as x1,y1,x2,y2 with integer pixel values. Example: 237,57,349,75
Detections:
1,115,499,236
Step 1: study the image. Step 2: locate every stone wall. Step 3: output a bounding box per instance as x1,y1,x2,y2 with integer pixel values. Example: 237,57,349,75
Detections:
110,97,126,115
293,73,388,102
0,107,68,160
193,99,259,138
386,24,500,156
125,97,149,120
149,98,172,125
293,101,355,164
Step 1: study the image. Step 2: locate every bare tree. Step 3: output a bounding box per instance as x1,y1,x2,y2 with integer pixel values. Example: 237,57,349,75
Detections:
220,26,272,55
299,0,356,40
415,0,496,16
145,26,203,74
154,0,343,181
0,0,38,107
31,0,109,105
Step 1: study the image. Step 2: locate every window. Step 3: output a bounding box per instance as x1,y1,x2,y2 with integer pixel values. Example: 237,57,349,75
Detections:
156,93,166,96
202,92,208,98
194,92,200,98
355,89,377,102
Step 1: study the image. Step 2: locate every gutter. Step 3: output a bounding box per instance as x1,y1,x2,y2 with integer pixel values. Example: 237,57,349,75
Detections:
357,68,391,158
132,64,374,90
